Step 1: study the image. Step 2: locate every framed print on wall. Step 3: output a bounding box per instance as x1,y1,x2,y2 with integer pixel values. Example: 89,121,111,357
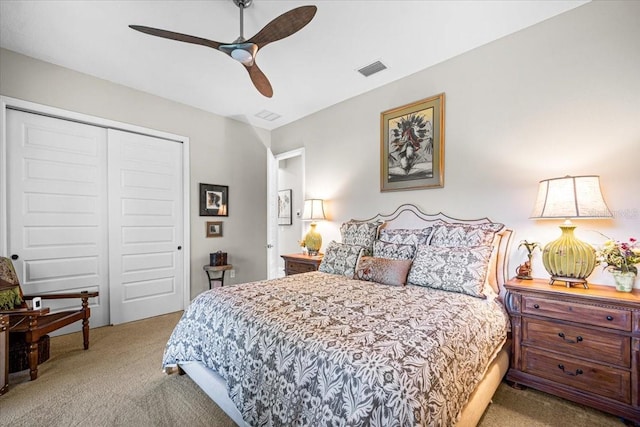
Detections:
278,189,292,225
380,93,445,192
206,221,223,237
200,183,229,216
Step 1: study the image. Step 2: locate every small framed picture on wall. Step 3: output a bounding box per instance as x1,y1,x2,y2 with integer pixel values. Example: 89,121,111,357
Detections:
206,221,223,238
200,183,229,216
278,189,292,225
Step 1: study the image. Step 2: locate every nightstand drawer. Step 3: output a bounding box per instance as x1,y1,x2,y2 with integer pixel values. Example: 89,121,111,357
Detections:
523,318,631,367
522,295,631,331
522,347,631,404
286,261,317,275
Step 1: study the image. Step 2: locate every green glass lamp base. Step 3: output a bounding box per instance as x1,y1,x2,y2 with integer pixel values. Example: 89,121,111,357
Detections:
304,223,322,256
542,223,595,289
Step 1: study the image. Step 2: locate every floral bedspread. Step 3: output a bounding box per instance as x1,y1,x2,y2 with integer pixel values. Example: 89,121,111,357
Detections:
162,272,508,426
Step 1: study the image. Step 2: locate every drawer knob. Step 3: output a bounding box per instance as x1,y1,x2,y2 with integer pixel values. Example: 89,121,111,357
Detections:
606,315,614,321
558,364,583,376
558,332,583,344
533,304,540,309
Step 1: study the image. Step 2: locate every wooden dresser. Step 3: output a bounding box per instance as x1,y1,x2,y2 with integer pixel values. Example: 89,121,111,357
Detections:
505,278,640,424
281,253,323,276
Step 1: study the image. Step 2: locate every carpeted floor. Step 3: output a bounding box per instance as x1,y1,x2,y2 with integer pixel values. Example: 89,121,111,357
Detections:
0,312,624,426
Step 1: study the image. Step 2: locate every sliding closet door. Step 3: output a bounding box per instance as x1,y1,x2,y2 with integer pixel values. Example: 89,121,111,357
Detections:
6,109,109,331
107,129,184,324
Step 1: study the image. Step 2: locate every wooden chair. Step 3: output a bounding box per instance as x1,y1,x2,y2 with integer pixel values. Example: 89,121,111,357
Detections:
0,256,99,381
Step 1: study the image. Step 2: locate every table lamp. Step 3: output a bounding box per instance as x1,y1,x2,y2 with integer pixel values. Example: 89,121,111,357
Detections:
301,199,325,256
530,175,612,288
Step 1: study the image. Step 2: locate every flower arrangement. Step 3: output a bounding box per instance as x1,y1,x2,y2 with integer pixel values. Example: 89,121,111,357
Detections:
596,236,640,275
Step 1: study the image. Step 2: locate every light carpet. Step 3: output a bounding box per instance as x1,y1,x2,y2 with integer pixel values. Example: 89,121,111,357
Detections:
0,311,623,426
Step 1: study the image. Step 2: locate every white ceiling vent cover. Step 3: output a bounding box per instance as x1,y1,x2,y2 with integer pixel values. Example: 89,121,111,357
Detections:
255,110,281,121
357,60,388,77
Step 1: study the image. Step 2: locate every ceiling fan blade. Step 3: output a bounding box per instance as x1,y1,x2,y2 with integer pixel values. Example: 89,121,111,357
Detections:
247,5,317,49
244,63,273,98
129,25,223,50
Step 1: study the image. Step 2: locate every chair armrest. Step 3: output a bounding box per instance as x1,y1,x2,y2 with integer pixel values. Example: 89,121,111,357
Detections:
22,291,99,300
0,307,50,316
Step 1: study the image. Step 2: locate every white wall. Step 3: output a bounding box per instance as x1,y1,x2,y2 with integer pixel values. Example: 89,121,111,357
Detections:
271,1,640,288
0,48,270,298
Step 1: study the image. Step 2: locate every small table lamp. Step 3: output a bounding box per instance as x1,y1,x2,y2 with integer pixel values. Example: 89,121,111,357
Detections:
301,199,326,256
530,175,612,288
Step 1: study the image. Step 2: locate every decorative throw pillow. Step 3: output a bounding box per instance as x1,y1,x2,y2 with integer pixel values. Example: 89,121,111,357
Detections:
378,227,433,246
318,241,364,278
355,257,412,287
407,245,493,298
428,221,504,247
339,221,383,256
372,240,416,261
0,257,23,309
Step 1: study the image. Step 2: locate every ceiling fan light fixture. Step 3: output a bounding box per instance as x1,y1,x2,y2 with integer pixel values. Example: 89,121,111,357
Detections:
231,48,253,64
220,42,258,65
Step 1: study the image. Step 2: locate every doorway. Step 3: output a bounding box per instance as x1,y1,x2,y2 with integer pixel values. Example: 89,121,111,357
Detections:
266,148,305,279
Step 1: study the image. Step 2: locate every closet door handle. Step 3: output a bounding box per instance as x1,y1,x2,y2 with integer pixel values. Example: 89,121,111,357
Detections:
11,254,19,260
177,246,182,250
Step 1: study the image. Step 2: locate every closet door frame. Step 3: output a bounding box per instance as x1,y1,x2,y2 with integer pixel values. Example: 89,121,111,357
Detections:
0,96,191,311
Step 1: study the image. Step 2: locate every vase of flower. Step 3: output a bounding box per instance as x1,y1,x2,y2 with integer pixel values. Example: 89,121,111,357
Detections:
611,270,636,292
596,235,640,292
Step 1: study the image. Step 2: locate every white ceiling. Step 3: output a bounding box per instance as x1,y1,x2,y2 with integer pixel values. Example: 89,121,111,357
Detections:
0,0,588,130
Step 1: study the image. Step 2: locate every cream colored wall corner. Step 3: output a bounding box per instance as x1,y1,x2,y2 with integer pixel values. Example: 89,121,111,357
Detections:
271,1,640,289
0,48,270,298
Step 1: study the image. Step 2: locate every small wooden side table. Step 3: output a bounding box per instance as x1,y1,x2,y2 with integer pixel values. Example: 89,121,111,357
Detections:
203,264,232,289
281,253,323,276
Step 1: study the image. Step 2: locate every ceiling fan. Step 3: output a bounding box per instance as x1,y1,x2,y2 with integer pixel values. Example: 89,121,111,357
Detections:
130,0,317,98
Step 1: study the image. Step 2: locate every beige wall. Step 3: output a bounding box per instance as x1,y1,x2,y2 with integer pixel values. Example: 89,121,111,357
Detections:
0,48,270,298
271,1,640,288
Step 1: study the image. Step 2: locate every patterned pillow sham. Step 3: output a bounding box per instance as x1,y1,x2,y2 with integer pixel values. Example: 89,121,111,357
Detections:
340,221,383,256
355,256,412,287
407,245,493,298
378,227,433,246
372,240,416,261
428,221,504,247
318,241,364,278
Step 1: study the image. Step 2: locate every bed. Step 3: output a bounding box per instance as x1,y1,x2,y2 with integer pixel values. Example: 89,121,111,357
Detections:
163,204,513,426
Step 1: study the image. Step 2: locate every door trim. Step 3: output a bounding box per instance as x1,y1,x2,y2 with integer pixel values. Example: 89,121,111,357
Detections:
0,96,191,311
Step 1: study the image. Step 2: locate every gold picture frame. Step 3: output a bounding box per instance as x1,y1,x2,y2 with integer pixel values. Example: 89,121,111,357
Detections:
380,93,445,192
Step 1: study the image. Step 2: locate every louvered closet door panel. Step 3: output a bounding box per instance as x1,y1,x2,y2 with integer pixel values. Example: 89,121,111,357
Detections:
107,129,184,324
7,109,109,332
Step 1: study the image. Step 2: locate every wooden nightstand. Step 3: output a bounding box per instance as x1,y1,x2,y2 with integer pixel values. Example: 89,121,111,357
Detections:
505,278,640,424
281,253,323,276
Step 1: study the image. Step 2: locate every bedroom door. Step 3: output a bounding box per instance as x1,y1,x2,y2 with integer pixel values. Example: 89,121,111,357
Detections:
107,129,184,324
6,109,109,331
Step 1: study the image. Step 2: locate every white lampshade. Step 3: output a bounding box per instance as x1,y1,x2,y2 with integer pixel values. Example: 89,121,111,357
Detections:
301,199,326,221
530,175,612,219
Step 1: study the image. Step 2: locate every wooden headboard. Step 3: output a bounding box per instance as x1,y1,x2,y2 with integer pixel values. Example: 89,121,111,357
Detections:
353,204,514,299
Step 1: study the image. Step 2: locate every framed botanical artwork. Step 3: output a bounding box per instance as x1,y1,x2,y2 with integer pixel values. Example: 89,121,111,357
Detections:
199,183,228,216
380,93,445,192
277,189,292,225
206,221,223,238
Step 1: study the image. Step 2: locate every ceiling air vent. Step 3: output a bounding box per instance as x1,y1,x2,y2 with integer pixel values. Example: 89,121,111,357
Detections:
255,110,281,121
357,60,388,77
